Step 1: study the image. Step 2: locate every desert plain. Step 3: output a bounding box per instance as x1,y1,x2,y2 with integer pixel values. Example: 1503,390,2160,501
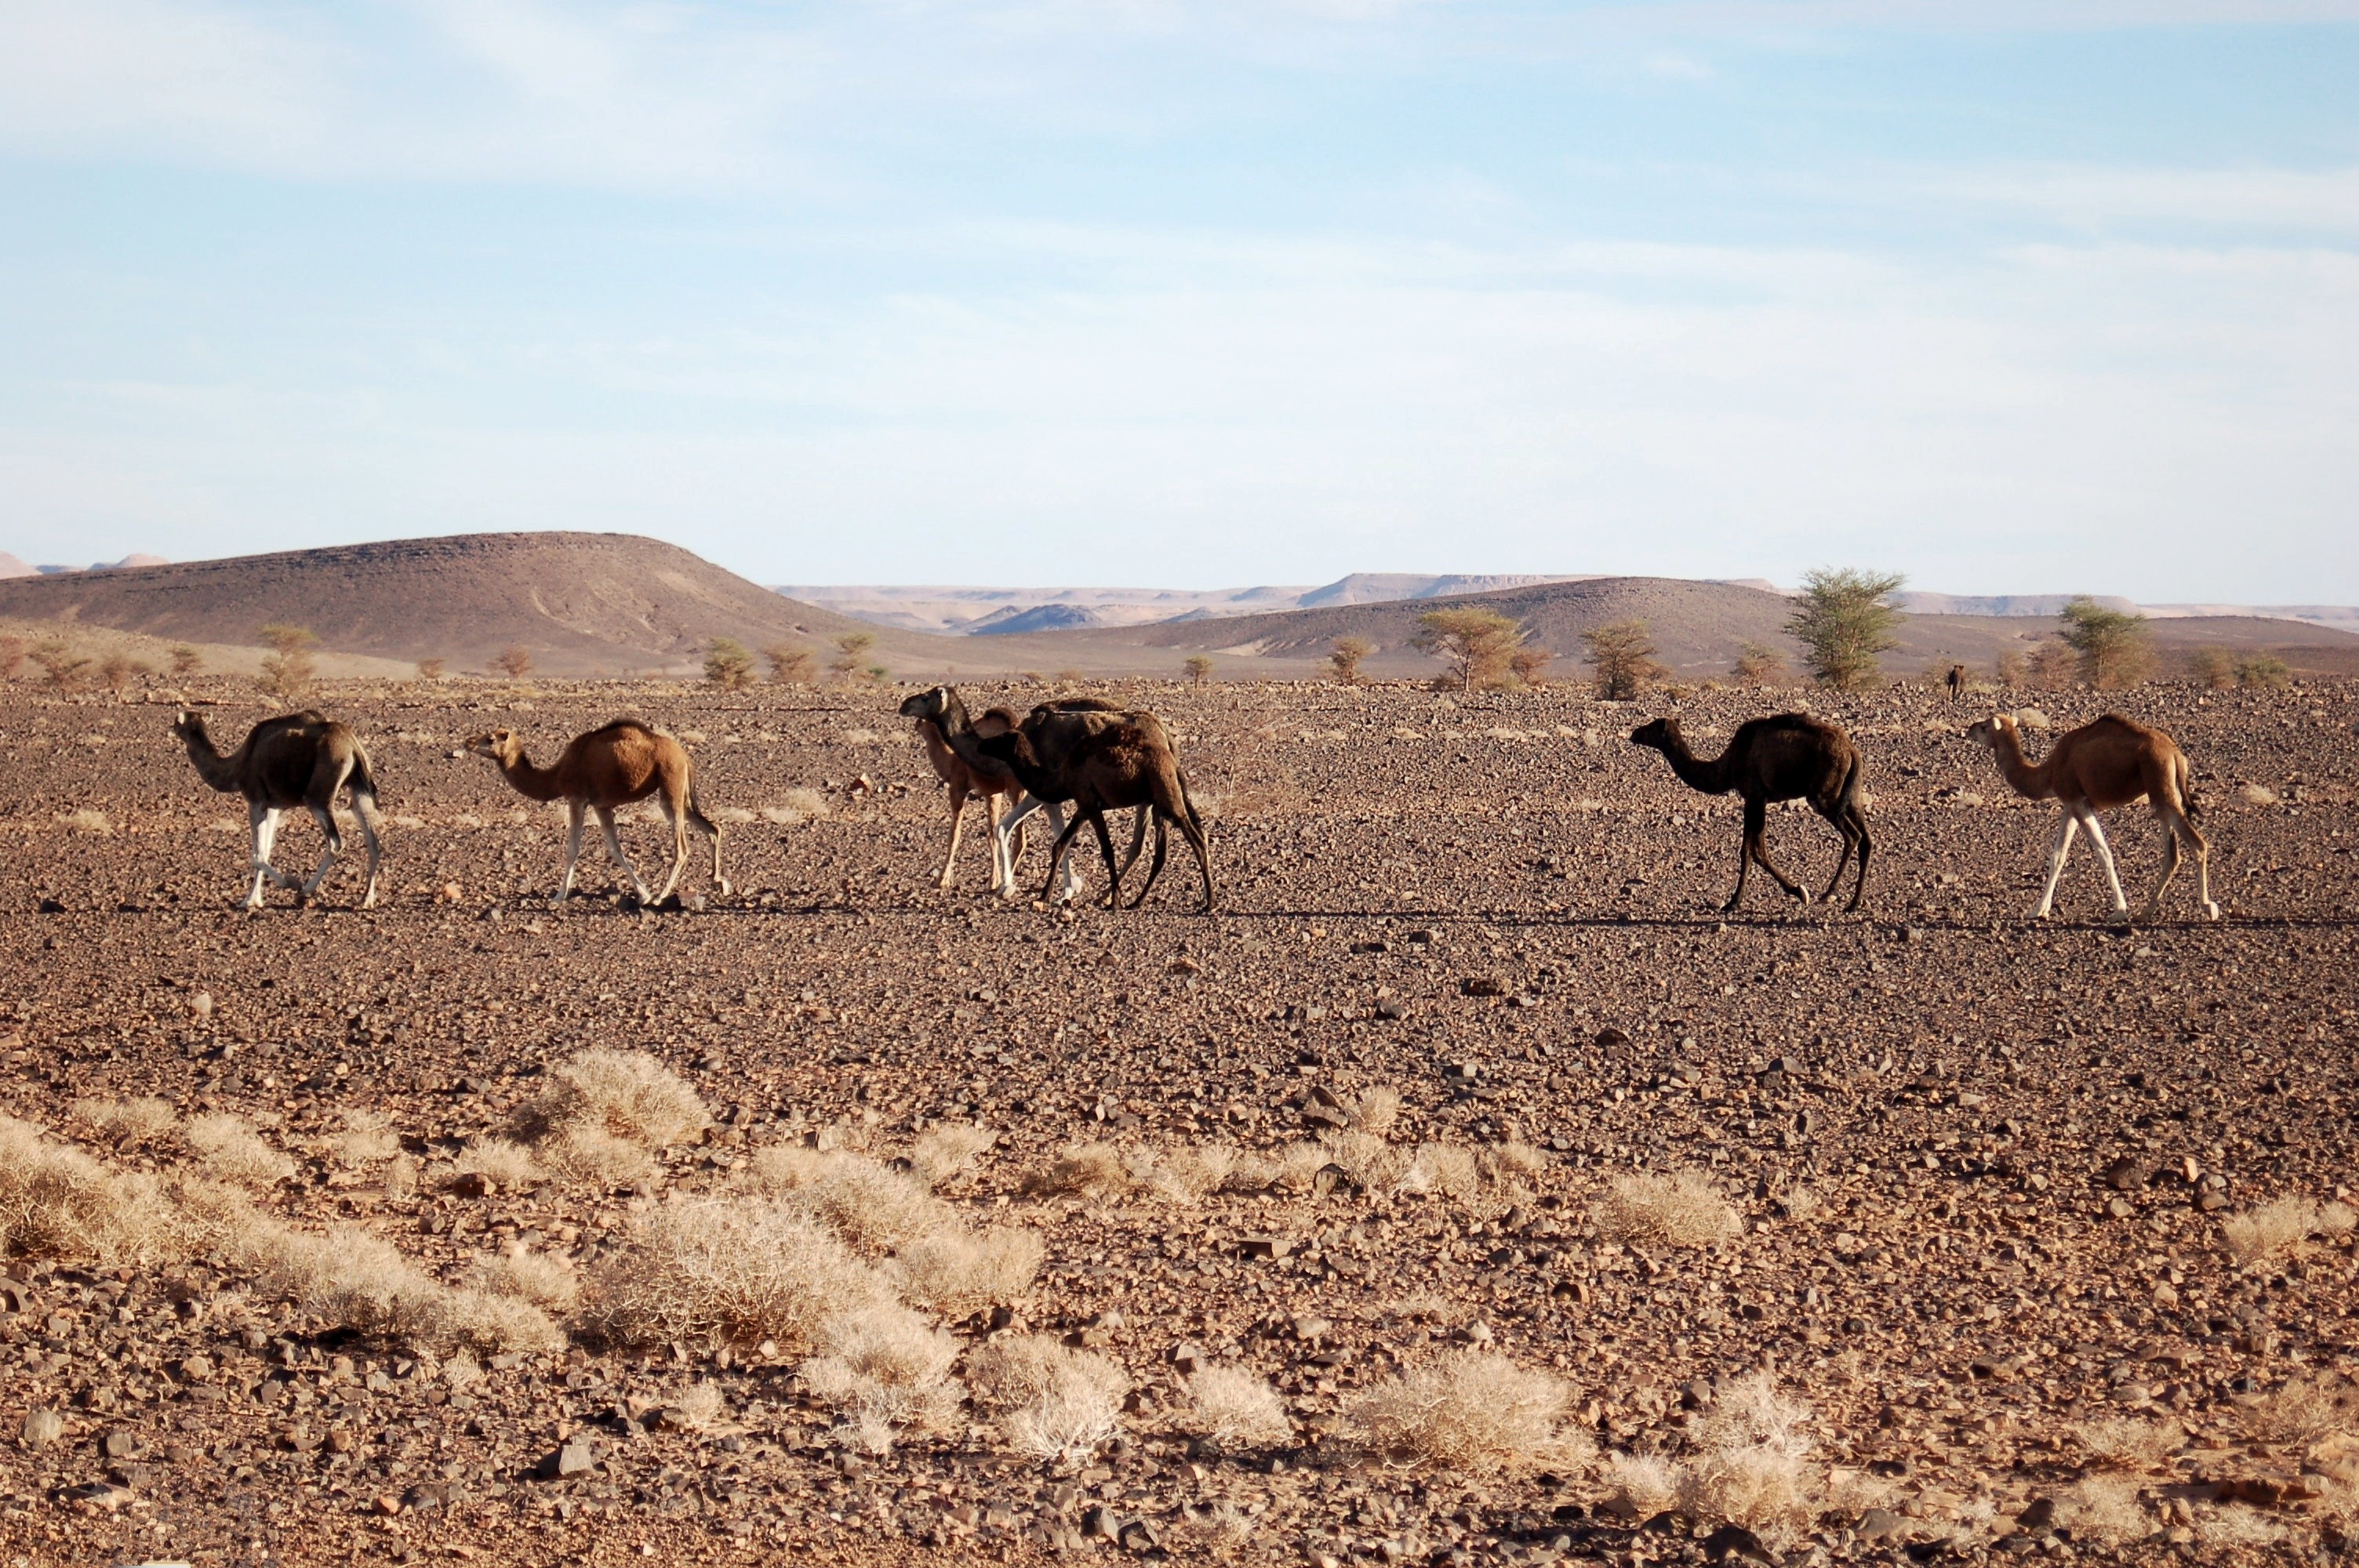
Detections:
2,674,2356,1568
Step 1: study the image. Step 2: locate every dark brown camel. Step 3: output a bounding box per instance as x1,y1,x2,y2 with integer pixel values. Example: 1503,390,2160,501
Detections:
1628,713,1870,913
972,706,1214,913
173,709,384,910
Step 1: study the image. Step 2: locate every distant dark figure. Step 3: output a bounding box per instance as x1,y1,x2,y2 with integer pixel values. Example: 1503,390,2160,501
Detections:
1628,713,1871,913
1944,664,1968,703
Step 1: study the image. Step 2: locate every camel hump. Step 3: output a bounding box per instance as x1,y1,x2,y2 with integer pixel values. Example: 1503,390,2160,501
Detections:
589,717,661,740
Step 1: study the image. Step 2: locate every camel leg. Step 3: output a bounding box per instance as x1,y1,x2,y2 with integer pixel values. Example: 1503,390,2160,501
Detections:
350,789,383,909
937,786,969,891
1175,805,1216,915
598,806,655,906
1113,804,1152,882
1041,811,1090,906
2183,814,2220,921
298,804,343,903
2142,804,2183,922
1088,811,1122,909
554,803,588,906
1747,800,1808,904
2032,811,2080,920
994,793,1037,898
1812,800,1855,906
2077,808,2130,922
1844,805,1872,913
245,803,285,909
1126,815,1172,909
649,795,692,906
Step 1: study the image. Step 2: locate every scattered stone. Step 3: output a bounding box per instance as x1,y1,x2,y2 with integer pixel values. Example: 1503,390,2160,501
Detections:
22,1409,64,1446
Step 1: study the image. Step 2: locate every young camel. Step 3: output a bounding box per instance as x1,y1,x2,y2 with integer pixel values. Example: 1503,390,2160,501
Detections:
1628,713,1870,913
173,709,384,910
460,720,729,908
976,709,1215,913
1965,711,2218,923
897,689,1025,895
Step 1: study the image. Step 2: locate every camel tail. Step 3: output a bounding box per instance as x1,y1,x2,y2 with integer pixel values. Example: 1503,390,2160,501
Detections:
346,743,380,804
1837,746,1866,815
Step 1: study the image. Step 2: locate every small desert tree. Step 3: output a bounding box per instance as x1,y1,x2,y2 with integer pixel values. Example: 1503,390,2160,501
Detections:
492,644,533,679
256,623,317,699
2236,652,2291,690
1412,607,1523,691
98,653,139,698
1329,636,1372,686
31,643,89,691
828,631,875,684
2056,597,2154,690
168,644,203,679
765,643,816,686
1730,641,1786,687
1994,650,2025,688
1581,620,1665,701
2185,646,2234,689
703,637,756,691
1783,568,1905,691
2026,639,2078,691
0,635,24,681
416,657,445,682
1509,644,1554,687
1183,655,1215,687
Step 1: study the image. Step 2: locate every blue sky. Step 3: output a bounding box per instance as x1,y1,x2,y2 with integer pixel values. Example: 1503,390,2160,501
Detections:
3,2,2356,600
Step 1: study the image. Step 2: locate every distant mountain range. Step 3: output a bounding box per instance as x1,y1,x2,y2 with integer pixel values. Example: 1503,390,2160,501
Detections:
0,552,169,578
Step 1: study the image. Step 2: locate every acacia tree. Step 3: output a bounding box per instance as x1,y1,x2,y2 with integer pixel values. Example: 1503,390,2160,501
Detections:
765,643,816,685
828,631,875,684
1509,644,1554,687
1783,568,1905,690
257,623,317,699
1580,620,1664,700
99,654,140,698
492,645,533,679
0,635,24,681
1329,636,1372,685
704,637,756,691
2056,597,2154,690
168,644,203,679
1730,641,1787,687
31,643,89,691
1183,655,1215,687
1412,607,1523,691
416,658,446,682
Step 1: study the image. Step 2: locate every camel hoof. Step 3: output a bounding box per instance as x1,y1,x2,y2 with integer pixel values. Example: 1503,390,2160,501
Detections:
717,880,734,897
2204,903,2223,921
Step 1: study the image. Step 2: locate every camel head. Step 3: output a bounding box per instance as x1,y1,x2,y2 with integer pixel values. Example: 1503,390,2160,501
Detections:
1964,713,2016,752
170,709,209,746
897,686,954,724
460,729,525,767
1627,716,1681,753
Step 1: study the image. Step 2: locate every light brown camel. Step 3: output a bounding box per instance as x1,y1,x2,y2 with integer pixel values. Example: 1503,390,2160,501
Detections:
1965,711,2217,923
460,719,728,907
898,689,1026,894
173,708,383,909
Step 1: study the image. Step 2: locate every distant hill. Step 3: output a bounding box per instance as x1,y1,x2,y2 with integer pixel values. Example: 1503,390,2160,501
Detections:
0,532,897,677
0,553,32,579
779,572,1585,633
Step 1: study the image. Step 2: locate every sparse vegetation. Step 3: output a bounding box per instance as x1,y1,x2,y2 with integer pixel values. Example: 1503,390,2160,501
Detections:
491,644,533,679
2026,638,2079,690
256,623,318,699
184,1114,295,1187
764,643,817,685
1730,641,1786,686
98,652,142,696
0,635,22,680
1593,1168,1740,1247
2057,596,2154,689
702,636,756,690
511,1049,709,1183
2237,652,2292,689
1508,644,1554,686
31,641,89,692
2186,644,2237,689
828,632,876,684
1347,1351,1584,1475
1783,567,1904,690
1182,1365,1292,1450
1328,635,1372,684
1183,654,1215,687
1413,607,1524,691
416,657,446,681
168,644,204,679
2221,1193,2355,1266
1580,619,1664,700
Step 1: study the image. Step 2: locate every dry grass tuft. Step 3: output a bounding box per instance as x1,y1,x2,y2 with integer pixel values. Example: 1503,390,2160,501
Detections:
465,1243,581,1311
2191,1505,2284,1550
969,1334,1129,1466
579,1196,894,1352
1594,1169,1740,1247
1399,1142,1482,1201
889,1227,1044,1316
801,1302,962,1451
909,1123,995,1186
251,1221,564,1356
1346,1351,1585,1475
2221,1194,2355,1267
744,1147,955,1254
513,1050,708,1172
58,808,112,835
2073,1415,2182,1471
1479,1140,1549,1184
1181,1366,1292,1450
536,1125,656,1187
0,1116,191,1265
73,1095,179,1144
184,1114,295,1187
761,788,831,826
1675,1373,1818,1541
2053,1476,2152,1548
1347,1086,1401,1138
1602,1451,1685,1520
333,1109,401,1166
2237,1377,2354,1447
449,1138,542,1189
1020,1142,1136,1200
383,1152,420,1200
667,1381,725,1432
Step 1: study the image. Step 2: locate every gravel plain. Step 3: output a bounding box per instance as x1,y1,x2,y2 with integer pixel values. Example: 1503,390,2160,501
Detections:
2,675,2355,1568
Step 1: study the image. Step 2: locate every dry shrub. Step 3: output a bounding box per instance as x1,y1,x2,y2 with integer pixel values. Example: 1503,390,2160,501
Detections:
1172,1500,1255,1555
1347,1086,1401,1138
2191,1505,2284,1550
383,1152,420,1200
252,1221,563,1356
2054,1476,2152,1548
184,1114,295,1187
1675,1373,1818,1541
667,1381,725,1432
2074,1415,2181,1470
1603,1451,1685,1520
449,1138,542,1189
333,1109,401,1166
74,1095,179,1144
2223,1195,2356,1267
58,808,112,835
761,789,831,826
889,1227,1043,1316
1140,1143,1242,1203
1399,1143,1482,1202
910,1123,994,1186
580,1196,893,1352
1021,1142,1135,1200
744,1146,954,1254
537,1125,655,1186
1346,1351,1586,1475
2237,1377,2353,1447
969,1334,1129,1466
1594,1169,1740,1247
465,1243,580,1311
514,1050,708,1170
1480,1140,1548,1184
1314,1131,1402,1192
0,1117,190,1265
801,1302,961,1450
1182,1365,1292,1450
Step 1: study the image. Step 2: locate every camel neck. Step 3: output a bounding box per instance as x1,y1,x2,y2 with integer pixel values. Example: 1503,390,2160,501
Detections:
500,754,567,802
1657,731,1729,794
1986,729,2050,800
181,728,243,793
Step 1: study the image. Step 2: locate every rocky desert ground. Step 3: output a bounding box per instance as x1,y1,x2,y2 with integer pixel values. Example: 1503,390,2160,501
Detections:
2,674,2356,1568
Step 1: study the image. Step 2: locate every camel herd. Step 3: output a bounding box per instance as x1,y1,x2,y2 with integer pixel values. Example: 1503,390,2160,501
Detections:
164,685,2221,925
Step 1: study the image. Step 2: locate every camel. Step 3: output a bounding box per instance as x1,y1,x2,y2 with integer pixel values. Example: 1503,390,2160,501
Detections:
898,689,1026,895
460,720,729,908
974,706,1215,913
173,709,384,910
1944,665,1968,703
1628,713,1870,913
898,688,1149,901
1965,711,2217,923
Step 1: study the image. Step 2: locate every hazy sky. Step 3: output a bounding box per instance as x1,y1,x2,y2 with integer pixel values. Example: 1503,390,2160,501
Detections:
4,2,2356,599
